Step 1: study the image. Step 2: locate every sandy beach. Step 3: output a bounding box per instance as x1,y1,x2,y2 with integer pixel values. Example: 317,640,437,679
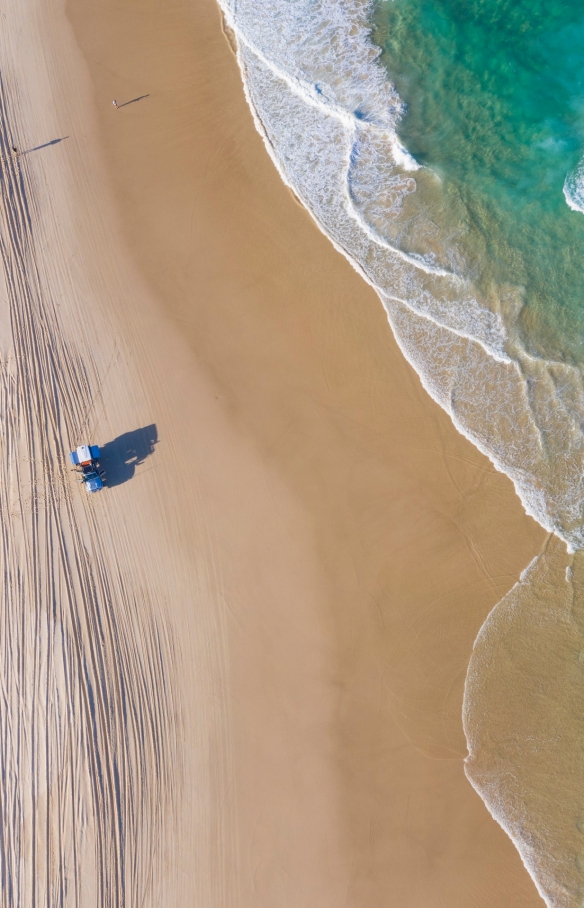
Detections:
0,0,548,903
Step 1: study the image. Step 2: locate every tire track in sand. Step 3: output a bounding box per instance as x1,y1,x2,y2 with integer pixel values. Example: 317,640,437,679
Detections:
0,72,179,907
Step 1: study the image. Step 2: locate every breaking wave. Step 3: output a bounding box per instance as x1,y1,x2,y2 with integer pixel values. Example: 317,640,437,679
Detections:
218,1,584,901
219,0,584,553
564,159,584,214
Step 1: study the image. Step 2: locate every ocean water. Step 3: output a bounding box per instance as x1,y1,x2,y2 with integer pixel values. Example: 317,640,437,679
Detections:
463,538,584,908
219,0,584,552
374,0,584,364
218,0,584,902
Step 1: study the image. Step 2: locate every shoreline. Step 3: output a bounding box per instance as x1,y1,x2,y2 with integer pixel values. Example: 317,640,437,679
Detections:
4,0,549,902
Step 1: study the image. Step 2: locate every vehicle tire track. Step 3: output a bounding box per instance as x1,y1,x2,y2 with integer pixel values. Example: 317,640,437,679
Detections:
0,71,179,908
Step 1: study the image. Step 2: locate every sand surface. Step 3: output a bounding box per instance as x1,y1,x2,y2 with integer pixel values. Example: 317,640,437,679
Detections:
0,0,548,903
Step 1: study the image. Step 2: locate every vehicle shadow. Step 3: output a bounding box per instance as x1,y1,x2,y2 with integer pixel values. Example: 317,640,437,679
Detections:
99,424,158,488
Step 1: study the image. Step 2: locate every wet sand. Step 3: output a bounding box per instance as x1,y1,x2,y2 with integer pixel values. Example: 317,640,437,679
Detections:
0,0,547,903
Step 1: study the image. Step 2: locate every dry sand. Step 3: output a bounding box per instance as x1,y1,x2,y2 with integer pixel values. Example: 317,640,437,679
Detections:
0,0,548,903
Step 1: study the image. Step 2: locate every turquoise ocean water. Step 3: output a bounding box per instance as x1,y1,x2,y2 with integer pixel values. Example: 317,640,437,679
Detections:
221,0,584,897
374,0,584,362
222,0,584,544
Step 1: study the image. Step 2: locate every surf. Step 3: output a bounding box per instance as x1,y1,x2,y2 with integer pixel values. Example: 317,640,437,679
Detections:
218,1,584,898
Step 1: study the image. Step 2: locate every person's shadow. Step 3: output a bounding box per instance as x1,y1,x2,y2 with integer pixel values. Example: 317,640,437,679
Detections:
98,424,158,487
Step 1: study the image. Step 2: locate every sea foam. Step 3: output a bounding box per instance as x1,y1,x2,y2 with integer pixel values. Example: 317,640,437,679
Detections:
220,0,584,554
564,158,584,214
218,1,584,902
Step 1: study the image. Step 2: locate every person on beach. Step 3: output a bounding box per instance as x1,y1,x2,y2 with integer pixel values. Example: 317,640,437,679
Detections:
112,100,118,109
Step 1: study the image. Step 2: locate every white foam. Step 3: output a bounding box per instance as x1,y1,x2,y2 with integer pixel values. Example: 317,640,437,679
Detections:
564,158,584,213
222,2,584,899
390,138,420,172
218,0,584,554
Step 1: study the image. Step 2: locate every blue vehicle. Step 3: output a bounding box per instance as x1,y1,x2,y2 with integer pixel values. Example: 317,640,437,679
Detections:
69,444,106,493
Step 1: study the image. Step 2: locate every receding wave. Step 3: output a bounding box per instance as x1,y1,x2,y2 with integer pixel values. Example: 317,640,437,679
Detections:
464,537,584,908
219,0,584,552
219,0,584,903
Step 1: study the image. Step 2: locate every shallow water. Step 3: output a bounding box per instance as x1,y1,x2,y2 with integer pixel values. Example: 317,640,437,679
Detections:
220,0,584,900
370,6,584,904
464,537,584,907
374,0,584,363
222,0,584,549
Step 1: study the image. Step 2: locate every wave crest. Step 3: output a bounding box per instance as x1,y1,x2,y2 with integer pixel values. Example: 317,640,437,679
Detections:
564,158,584,214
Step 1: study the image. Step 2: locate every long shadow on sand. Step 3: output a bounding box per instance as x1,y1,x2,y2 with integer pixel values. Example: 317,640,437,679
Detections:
22,136,69,154
118,94,150,109
99,424,158,487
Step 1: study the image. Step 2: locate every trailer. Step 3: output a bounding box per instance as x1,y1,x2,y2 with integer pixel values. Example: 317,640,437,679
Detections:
69,444,105,493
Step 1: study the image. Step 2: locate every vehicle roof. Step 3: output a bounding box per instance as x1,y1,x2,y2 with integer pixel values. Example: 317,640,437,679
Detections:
77,444,92,464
